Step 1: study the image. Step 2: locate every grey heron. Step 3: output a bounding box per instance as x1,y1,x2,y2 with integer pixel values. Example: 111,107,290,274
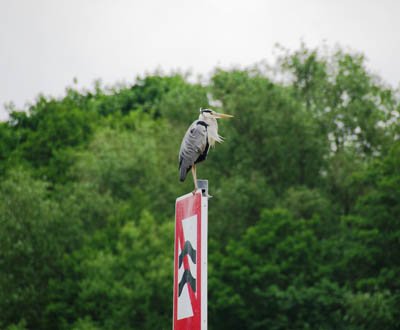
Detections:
179,108,233,193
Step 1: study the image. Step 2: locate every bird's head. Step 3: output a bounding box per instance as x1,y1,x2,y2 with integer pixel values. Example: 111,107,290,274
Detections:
199,108,233,121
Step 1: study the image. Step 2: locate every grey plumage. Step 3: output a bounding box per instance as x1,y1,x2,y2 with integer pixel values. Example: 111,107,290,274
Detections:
178,108,233,192
179,121,208,181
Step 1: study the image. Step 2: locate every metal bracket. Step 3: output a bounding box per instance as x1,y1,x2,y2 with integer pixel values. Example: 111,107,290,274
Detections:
197,180,211,198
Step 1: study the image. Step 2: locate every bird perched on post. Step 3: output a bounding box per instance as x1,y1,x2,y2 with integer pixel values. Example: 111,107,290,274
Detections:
179,108,233,193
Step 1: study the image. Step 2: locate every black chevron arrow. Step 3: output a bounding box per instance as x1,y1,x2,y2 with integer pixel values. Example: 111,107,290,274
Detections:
178,268,196,297
178,240,196,268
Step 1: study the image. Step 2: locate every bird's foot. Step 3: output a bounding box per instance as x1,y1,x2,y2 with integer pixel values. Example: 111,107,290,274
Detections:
192,189,213,198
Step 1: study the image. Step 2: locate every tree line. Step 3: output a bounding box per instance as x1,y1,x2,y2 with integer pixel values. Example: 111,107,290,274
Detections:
0,44,399,329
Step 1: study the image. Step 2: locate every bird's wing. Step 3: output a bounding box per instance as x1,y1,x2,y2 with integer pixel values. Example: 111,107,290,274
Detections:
179,121,208,178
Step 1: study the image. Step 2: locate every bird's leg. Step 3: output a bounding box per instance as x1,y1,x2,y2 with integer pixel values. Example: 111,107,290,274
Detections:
191,165,198,195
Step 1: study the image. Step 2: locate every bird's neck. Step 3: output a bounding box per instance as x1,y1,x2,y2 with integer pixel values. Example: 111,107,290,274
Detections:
199,116,223,147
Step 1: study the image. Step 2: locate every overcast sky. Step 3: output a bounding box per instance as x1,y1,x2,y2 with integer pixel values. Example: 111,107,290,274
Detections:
1,0,399,121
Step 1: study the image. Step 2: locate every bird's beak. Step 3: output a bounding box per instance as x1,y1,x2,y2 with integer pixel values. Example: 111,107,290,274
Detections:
215,112,234,118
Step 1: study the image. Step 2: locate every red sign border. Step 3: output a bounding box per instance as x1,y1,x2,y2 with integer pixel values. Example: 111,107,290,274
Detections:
173,192,203,330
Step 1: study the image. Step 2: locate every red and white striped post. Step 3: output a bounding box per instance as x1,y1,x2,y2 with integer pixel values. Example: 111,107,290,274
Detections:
173,181,208,330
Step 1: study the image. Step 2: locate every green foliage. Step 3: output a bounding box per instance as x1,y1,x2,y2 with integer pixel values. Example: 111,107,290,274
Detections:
210,68,327,193
209,209,345,329
352,142,400,295
0,170,72,328
77,211,174,330
4,98,96,183
281,185,333,221
279,44,396,157
71,111,181,220
344,291,397,330
0,43,399,329
4,319,28,330
71,317,101,330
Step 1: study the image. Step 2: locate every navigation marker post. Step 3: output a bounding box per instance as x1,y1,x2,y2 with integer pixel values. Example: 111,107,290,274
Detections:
173,180,208,330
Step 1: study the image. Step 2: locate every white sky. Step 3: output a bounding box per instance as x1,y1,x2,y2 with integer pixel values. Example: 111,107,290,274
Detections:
1,0,400,121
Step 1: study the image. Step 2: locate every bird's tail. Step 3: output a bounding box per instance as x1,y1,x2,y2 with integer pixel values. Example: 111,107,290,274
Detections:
180,165,188,182
179,158,192,182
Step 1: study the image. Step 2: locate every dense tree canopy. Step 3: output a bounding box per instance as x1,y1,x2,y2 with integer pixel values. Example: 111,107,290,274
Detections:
0,44,399,329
